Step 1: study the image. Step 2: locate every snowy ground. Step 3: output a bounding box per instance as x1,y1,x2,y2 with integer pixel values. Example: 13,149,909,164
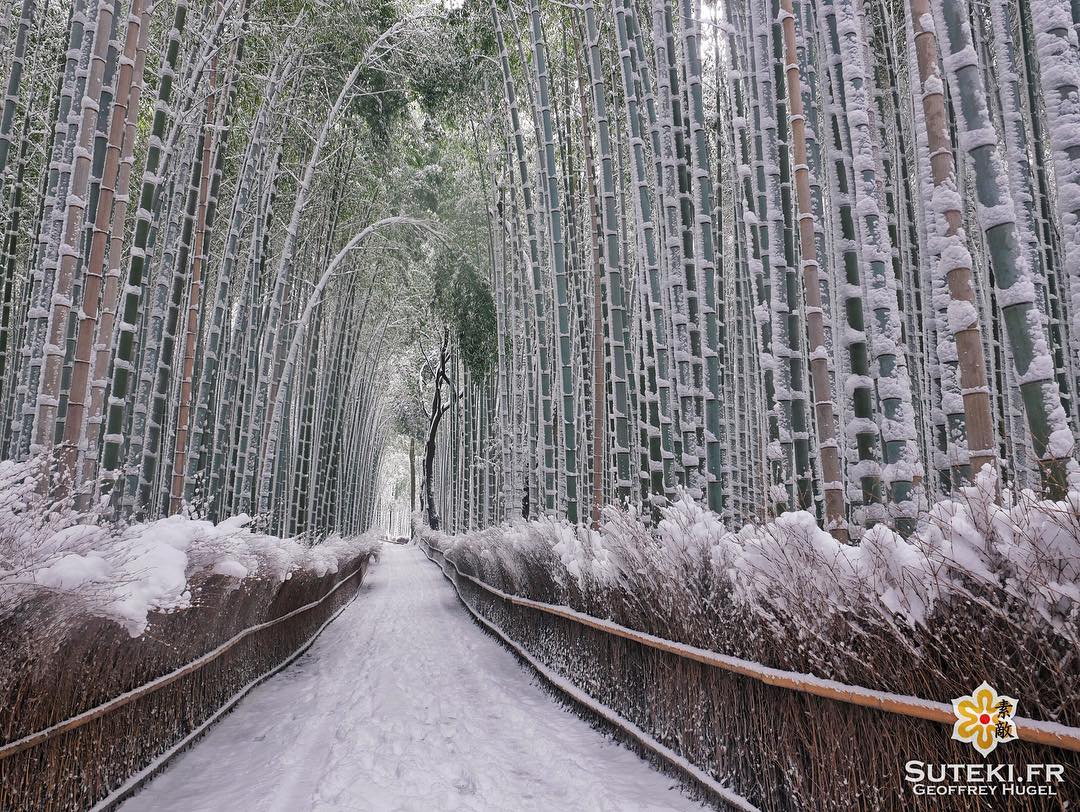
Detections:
120,542,706,812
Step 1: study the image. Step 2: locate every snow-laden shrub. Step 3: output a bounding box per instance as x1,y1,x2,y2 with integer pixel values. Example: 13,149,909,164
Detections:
419,468,1080,725
919,468,1080,628
0,458,381,636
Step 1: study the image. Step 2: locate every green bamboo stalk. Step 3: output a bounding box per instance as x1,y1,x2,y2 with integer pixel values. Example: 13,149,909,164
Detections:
99,0,188,499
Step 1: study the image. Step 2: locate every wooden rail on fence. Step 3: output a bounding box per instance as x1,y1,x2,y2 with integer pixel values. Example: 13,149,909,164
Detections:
0,561,367,763
419,541,759,811
420,540,1080,755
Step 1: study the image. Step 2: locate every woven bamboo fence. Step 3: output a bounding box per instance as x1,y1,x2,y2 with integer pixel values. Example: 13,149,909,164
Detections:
419,540,1080,811
0,552,374,812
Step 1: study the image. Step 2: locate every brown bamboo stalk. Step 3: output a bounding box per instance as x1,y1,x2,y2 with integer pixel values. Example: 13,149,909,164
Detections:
80,6,151,495
910,0,996,479
35,0,117,452
778,0,846,539
61,0,147,492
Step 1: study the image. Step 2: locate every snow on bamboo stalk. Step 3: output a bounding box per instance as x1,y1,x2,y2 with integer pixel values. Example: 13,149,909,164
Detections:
79,8,150,493
258,217,424,515
127,133,197,512
316,289,368,529
0,109,30,448
801,0,845,476
713,16,735,522
320,280,373,528
989,0,1071,408
719,10,746,518
905,12,953,492
679,0,725,514
98,0,188,495
610,0,675,504
12,0,93,460
526,0,577,523
908,0,996,481
167,84,217,514
1032,0,1080,401
491,0,557,513
58,0,120,447
660,2,701,494
0,0,32,184
768,0,813,510
171,5,246,513
835,0,920,529
580,0,633,505
250,58,364,496
481,113,509,520
935,0,1076,493
495,179,522,518
189,51,286,509
748,0,796,510
627,0,682,461
818,0,883,520
235,144,281,513
652,0,702,498
778,0,846,536
725,0,777,517
57,1,120,445
883,16,934,483
34,0,116,457
505,160,538,515
61,0,147,494
730,0,781,513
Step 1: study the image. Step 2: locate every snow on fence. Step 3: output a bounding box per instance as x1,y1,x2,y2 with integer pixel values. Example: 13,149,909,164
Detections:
423,545,1080,751
416,484,1080,808
419,540,759,811
0,520,379,812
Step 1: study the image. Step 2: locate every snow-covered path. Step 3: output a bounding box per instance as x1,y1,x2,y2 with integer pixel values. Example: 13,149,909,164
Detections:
120,542,706,812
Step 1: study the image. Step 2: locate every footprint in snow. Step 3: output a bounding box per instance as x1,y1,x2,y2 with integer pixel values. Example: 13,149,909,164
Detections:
453,773,477,795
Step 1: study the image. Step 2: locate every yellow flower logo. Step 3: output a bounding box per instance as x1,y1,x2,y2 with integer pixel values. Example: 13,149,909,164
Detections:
951,681,1019,756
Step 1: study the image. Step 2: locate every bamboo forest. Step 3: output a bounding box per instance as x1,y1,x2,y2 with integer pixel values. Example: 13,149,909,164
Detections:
2,0,1079,807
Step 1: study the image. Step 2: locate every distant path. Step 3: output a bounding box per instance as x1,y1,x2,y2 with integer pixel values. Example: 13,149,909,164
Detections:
120,542,706,812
